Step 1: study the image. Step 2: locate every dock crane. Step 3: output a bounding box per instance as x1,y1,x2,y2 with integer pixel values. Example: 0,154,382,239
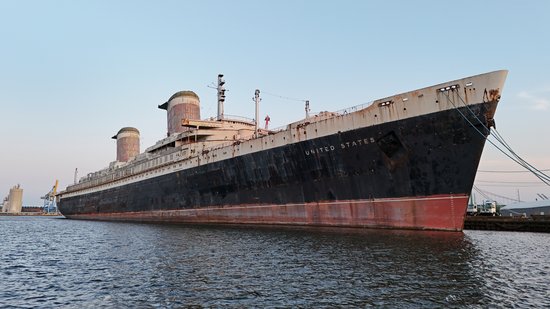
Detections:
41,180,59,214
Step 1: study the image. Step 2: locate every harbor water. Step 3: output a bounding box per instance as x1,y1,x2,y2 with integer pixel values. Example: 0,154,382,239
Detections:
1,216,549,308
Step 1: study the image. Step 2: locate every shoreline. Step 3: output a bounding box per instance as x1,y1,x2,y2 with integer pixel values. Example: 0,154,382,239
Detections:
0,212,63,217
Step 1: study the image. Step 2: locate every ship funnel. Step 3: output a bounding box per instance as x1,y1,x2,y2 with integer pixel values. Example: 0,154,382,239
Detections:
158,91,200,136
112,127,140,162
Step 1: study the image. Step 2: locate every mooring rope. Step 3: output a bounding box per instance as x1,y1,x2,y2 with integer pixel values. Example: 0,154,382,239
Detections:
442,90,550,186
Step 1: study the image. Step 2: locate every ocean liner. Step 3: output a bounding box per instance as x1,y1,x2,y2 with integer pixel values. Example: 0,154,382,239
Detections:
57,71,508,231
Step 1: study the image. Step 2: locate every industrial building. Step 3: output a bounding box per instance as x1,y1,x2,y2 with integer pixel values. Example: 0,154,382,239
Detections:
500,200,550,216
1,185,23,213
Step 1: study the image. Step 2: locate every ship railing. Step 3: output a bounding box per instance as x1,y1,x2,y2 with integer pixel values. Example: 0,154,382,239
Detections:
334,101,374,115
269,101,374,132
223,114,255,124
200,115,255,124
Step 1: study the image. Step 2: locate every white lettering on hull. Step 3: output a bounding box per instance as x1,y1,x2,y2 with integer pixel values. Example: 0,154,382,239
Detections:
304,137,376,156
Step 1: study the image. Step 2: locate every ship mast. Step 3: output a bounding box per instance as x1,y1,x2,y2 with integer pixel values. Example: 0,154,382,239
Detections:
254,89,261,138
217,74,226,120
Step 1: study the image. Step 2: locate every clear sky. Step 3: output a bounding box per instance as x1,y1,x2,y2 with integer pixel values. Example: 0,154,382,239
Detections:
1,0,549,205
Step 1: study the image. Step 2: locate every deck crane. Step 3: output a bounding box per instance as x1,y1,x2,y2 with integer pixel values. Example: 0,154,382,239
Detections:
41,180,59,214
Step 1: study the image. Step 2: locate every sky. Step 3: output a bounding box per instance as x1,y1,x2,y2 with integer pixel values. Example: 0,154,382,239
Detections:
1,0,549,206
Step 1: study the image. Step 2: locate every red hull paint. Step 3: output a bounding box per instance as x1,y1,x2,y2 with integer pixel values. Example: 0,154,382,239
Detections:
65,194,468,231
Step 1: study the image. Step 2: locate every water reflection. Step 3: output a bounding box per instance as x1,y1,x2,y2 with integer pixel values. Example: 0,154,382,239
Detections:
104,224,486,307
1,217,549,308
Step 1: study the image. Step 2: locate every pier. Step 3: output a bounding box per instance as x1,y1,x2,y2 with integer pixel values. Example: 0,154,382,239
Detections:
464,215,550,233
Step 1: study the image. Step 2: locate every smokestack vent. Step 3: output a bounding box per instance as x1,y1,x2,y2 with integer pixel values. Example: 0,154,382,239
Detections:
112,127,140,162
158,91,201,136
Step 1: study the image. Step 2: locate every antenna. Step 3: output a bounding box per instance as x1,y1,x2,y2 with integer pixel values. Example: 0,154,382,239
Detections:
305,100,310,118
217,74,226,120
253,89,261,138
74,168,78,185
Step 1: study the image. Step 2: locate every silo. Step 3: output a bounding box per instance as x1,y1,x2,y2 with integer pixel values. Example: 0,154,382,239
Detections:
112,127,140,162
6,185,23,213
158,91,200,136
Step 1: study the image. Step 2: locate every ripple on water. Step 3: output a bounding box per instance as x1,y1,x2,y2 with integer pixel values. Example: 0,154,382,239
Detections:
1,217,549,307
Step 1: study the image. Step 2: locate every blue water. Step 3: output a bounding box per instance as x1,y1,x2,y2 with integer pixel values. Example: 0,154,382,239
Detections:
1,216,549,308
